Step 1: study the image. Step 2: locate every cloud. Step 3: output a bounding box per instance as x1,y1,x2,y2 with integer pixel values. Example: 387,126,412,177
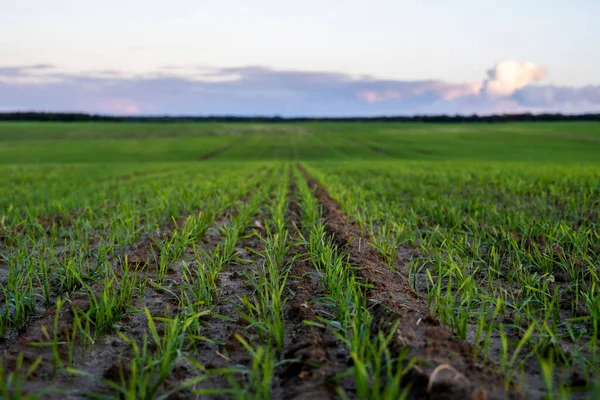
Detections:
0,61,598,116
357,90,401,103
96,98,141,115
514,84,600,106
483,59,547,97
0,64,60,84
510,84,600,113
0,64,54,75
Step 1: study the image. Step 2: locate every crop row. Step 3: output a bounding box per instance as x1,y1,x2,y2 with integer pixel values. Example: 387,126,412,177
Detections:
3,160,598,399
306,160,600,398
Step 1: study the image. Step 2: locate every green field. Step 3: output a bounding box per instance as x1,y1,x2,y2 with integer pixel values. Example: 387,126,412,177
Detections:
2,121,600,163
1,122,600,399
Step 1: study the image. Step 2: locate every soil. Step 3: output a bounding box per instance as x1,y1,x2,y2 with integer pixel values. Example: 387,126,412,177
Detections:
4,164,571,399
272,176,353,399
176,215,266,397
297,164,526,400
0,226,183,397
0,180,262,398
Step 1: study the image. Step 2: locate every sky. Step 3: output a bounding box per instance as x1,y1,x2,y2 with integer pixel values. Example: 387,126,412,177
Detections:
1,0,599,116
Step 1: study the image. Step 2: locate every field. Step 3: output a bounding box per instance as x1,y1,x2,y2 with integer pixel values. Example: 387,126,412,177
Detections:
1,121,600,399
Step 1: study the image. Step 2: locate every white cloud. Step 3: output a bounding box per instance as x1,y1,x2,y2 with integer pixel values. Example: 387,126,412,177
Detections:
483,59,547,97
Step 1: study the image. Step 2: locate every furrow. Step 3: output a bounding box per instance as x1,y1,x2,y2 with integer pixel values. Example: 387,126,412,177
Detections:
273,172,349,399
297,163,525,400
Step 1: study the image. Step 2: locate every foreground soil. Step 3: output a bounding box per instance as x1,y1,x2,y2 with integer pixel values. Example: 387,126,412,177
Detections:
1,165,535,399
298,165,525,400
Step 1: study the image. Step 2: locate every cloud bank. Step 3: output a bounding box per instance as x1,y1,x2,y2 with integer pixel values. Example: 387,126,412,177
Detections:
0,60,598,116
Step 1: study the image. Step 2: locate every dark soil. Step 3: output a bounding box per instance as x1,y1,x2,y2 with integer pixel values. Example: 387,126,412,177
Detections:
0,227,182,398
272,177,352,399
177,218,266,397
0,183,261,398
297,164,526,400
2,164,560,399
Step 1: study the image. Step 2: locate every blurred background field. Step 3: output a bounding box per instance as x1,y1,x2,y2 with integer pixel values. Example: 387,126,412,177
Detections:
1,121,600,164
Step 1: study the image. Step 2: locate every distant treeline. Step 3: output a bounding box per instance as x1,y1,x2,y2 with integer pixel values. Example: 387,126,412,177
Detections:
2,112,600,123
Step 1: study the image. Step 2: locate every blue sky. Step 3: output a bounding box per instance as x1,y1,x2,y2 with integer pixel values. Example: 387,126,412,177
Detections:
2,0,599,115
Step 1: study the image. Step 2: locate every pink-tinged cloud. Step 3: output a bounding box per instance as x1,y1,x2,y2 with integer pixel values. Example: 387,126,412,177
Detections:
358,81,483,104
96,99,141,115
357,90,402,103
438,82,483,100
